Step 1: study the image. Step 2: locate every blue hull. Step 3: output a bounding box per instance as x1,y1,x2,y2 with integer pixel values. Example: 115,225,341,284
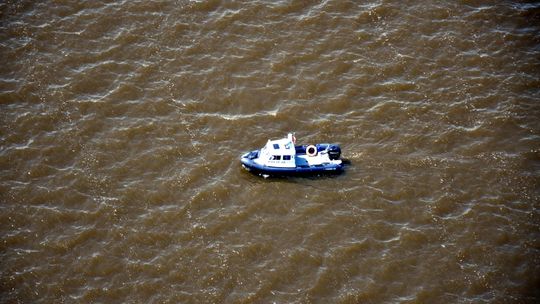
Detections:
240,150,344,177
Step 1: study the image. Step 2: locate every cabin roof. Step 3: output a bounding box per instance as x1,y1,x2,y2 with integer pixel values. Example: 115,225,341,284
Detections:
265,138,295,155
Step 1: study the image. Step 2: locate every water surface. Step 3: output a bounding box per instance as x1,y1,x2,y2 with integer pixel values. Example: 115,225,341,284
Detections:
1,0,539,303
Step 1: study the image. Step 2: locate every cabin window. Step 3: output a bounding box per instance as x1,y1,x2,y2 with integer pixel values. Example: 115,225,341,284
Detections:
273,144,280,149
270,155,281,160
283,155,291,160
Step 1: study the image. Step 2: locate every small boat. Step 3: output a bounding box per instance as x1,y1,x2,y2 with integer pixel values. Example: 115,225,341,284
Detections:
240,133,344,177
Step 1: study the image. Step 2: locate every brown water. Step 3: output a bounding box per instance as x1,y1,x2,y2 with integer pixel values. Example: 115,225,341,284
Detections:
1,0,539,303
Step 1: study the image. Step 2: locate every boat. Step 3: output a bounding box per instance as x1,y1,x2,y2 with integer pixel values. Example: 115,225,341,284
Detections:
240,133,344,177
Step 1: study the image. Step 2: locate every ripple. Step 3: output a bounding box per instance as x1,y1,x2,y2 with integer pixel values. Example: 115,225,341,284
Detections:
1,0,539,302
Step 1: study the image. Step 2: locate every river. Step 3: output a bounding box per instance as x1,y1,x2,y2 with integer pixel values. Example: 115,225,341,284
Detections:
1,1,539,303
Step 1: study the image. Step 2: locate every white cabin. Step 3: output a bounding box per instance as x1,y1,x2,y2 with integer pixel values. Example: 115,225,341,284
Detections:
256,133,296,168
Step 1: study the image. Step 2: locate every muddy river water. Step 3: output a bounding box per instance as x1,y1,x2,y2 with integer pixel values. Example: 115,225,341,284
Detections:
1,1,539,303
